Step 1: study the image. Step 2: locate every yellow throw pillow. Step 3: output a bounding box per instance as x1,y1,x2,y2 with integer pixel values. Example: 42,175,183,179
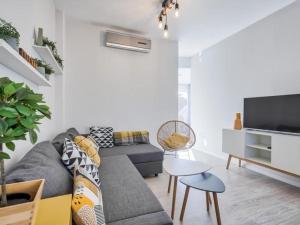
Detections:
72,167,105,225
74,136,101,167
163,133,190,149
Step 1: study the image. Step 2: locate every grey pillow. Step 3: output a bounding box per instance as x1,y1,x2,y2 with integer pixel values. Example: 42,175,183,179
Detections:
6,141,73,198
66,128,80,140
52,132,71,155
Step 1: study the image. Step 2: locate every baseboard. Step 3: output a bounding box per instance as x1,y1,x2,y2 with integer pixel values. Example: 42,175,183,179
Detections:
193,149,300,188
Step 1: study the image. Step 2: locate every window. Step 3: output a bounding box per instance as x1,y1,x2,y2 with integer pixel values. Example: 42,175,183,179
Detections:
178,68,191,124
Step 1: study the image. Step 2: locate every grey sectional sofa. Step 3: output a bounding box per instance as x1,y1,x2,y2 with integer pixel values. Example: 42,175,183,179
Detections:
5,128,172,225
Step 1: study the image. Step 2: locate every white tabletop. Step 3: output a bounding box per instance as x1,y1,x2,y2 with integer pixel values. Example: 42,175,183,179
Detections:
163,158,211,176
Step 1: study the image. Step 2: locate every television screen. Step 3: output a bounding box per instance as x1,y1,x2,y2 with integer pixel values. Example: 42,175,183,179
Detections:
244,94,300,133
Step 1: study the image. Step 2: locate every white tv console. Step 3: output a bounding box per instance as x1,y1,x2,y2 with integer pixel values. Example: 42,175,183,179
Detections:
222,128,300,177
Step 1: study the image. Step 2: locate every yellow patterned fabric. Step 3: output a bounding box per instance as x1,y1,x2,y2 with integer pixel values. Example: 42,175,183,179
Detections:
163,133,190,149
72,167,106,225
113,130,149,146
74,136,101,167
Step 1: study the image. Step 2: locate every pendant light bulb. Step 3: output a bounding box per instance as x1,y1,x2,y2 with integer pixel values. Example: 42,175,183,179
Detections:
158,15,163,29
164,24,168,38
175,3,179,17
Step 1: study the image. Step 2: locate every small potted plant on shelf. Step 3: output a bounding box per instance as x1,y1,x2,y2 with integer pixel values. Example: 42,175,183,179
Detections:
0,18,20,51
44,64,54,80
54,53,63,68
42,37,56,53
42,36,64,69
0,77,51,225
35,59,54,80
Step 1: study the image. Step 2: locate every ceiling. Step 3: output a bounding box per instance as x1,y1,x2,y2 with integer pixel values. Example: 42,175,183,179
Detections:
54,0,295,57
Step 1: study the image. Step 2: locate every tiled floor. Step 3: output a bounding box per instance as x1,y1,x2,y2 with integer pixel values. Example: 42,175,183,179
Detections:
145,150,300,225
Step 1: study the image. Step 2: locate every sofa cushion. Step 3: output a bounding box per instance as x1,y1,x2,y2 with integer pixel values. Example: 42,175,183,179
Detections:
72,167,106,225
66,127,80,140
90,126,114,148
74,135,101,167
107,211,173,225
52,132,71,155
62,138,101,187
100,155,164,223
99,144,163,164
6,141,73,198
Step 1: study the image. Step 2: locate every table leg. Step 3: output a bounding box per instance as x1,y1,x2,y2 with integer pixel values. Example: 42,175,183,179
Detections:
171,176,178,219
206,192,211,212
168,175,172,193
180,186,190,221
213,193,222,225
239,159,242,167
226,155,232,170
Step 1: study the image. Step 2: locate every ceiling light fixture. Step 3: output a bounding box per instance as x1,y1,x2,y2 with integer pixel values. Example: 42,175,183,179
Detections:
158,0,180,38
158,15,163,29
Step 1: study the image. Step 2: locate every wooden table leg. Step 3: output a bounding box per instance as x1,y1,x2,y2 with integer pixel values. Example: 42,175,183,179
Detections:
180,186,190,221
168,175,172,193
239,159,242,167
226,155,232,170
213,193,222,225
206,192,211,212
171,176,178,219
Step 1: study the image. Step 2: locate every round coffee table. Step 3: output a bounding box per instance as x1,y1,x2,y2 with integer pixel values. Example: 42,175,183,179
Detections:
180,172,225,225
163,158,211,219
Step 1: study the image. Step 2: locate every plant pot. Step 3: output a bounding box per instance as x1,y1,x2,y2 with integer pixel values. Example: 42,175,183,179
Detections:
0,179,45,225
5,37,19,51
45,74,50,80
37,66,45,75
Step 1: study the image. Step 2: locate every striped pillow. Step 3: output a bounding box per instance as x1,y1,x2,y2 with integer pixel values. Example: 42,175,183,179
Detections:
113,131,150,146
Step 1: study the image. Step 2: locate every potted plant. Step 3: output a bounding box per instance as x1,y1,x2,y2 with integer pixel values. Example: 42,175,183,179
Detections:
42,37,56,53
34,59,54,80
54,53,64,68
44,64,54,80
42,36,64,69
0,18,20,51
0,77,51,225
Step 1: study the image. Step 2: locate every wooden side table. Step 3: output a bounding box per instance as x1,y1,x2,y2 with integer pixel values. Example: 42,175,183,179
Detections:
35,194,72,225
163,158,211,219
180,173,225,225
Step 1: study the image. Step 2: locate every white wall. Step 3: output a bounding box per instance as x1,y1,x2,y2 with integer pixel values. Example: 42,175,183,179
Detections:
64,18,178,145
191,1,300,184
0,0,64,168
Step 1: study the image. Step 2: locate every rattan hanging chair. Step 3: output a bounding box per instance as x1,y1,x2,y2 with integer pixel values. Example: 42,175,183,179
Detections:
157,120,196,158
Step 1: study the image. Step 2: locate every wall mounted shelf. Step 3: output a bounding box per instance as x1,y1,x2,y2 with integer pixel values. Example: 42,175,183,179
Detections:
0,40,51,86
33,45,63,75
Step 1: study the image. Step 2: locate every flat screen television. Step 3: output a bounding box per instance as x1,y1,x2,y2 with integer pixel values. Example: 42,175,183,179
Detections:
244,94,300,134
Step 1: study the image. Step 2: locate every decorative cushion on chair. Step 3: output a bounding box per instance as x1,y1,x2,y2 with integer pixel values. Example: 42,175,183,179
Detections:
74,136,101,167
72,167,105,225
113,131,150,146
61,138,100,186
89,127,114,148
163,133,190,149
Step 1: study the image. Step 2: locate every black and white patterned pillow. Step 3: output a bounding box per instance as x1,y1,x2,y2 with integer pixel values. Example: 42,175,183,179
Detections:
89,126,114,148
61,138,100,186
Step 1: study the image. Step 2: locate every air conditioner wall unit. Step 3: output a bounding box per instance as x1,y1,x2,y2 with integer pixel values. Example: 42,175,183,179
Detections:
105,31,151,53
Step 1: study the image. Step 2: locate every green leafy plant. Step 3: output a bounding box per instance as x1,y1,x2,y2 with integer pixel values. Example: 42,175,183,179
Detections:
0,77,51,207
42,37,56,52
54,53,63,68
42,36,64,69
0,18,20,45
35,59,54,75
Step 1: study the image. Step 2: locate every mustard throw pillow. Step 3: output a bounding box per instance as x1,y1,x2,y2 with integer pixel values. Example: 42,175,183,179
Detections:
74,136,101,167
163,133,190,149
72,167,105,225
